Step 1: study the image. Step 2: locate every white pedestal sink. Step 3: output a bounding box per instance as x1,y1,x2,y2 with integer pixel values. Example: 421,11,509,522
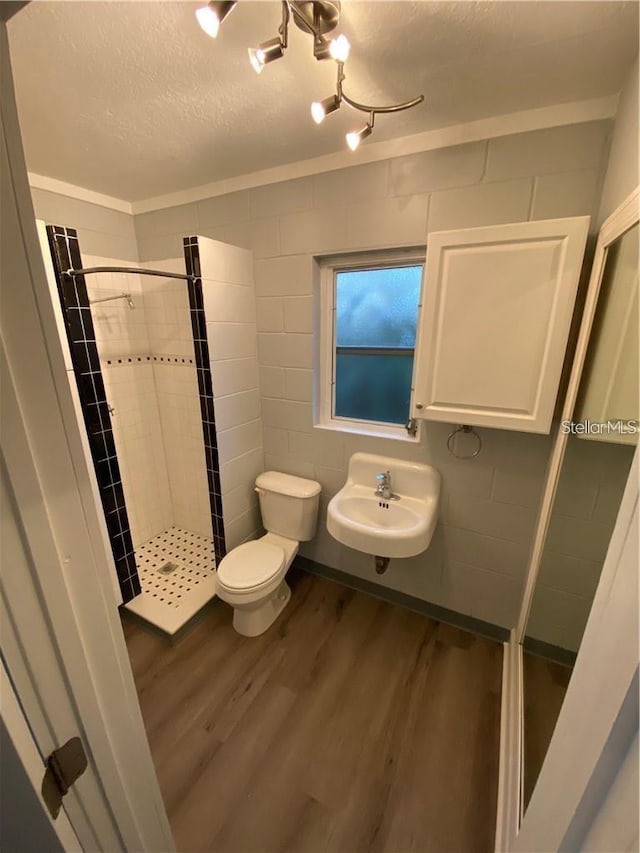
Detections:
327,452,441,559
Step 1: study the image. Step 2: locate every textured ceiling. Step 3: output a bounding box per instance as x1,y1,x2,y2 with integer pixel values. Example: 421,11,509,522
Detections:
7,1,639,201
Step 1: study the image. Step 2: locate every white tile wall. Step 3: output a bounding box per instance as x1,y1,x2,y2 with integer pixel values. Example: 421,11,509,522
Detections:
153,362,211,539
81,254,211,546
198,237,264,551
83,254,149,358
132,120,612,629
82,254,169,547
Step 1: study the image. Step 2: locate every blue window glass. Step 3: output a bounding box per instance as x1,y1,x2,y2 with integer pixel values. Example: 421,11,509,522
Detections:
334,265,422,426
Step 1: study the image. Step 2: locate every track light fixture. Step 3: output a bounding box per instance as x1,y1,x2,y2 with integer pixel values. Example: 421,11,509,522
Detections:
346,117,373,151
312,33,350,62
335,60,423,151
249,37,285,74
195,1,423,151
195,1,237,39
311,93,341,124
248,1,290,73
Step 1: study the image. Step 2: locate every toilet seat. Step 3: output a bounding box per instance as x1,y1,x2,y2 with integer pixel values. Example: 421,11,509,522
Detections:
217,540,285,592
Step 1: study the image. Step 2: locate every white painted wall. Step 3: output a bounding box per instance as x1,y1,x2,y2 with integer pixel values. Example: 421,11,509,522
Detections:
132,121,610,628
31,187,138,260
197,237,264,551
598,56,639,225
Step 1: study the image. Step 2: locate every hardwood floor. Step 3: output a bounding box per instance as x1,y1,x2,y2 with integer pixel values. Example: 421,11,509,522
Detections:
522,652,572,809
123,569,503,853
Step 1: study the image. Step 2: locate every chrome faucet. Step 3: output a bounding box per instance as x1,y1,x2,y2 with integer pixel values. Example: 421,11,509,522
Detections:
375,471,399,500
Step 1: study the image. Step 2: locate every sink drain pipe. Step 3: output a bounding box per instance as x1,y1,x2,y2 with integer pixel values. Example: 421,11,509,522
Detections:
374,555,390,574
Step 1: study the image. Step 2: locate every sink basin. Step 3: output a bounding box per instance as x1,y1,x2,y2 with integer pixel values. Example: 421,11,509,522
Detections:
327,453,440,558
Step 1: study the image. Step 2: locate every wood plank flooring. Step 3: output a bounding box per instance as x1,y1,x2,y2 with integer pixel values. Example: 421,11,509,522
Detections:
123,569,503,853
522,652,572,809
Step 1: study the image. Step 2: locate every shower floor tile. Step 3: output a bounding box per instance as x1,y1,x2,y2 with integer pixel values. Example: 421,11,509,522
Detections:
124,526,217,635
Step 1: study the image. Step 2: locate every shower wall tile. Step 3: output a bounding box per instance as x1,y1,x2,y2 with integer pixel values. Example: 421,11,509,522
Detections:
211,357,259,397
216,419,264,463
45,226,141,604
203,282,256,323
207,322,257,361
103,364,173,545
213,389,261,432
185,238,226,561
198,237,254,286
196,236,265,550
154,362,211,539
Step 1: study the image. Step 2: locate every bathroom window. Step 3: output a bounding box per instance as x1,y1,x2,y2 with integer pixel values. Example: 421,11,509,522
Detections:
318,250,424,440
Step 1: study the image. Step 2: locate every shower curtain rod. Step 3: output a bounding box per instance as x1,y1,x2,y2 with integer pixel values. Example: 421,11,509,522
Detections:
65,266,197,282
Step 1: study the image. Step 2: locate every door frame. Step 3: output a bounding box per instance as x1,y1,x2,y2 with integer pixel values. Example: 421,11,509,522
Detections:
1,21,173,851
514,443,638,850
516,186,640,639
495,185,640,850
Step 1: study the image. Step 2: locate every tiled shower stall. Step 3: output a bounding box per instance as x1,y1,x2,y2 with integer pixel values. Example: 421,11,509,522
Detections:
41,226,263,633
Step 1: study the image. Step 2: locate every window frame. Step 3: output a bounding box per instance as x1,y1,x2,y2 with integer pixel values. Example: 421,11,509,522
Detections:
317,248,426,442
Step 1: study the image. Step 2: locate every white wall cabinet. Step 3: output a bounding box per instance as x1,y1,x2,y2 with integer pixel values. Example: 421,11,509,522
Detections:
412,217,590,433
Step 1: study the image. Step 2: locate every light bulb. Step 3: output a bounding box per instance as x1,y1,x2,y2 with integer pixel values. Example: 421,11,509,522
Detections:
311,94,340,125
195,2,237,38
248,47,266,74
346,124,372,151
311,101,326,124
330,34,351,62
248,37,284,74
196,6,220,37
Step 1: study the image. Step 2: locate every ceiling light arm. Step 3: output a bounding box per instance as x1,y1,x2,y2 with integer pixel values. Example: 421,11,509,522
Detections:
335,61,424,116
279,0,291,49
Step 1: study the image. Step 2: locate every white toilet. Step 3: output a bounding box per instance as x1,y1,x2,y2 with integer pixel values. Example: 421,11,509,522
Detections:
215,471,321,637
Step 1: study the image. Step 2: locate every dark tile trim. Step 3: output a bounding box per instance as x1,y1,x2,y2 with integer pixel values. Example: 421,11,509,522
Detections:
522,636,577,668
45,225,140,604
183,237,226,564
294,555,510,643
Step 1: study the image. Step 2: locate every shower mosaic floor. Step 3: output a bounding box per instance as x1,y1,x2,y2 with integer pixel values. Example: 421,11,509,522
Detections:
124,527,217,635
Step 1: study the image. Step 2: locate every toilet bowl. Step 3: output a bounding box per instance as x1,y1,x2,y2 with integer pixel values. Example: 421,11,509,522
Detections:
215,471,321,637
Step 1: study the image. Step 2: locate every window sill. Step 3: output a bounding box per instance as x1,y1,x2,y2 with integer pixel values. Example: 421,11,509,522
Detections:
314,419,420,443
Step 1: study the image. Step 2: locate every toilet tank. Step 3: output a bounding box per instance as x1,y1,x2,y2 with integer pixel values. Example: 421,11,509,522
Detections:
255,471,321,541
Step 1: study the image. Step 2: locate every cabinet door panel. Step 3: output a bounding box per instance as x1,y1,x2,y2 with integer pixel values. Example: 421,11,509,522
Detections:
412,217,589,433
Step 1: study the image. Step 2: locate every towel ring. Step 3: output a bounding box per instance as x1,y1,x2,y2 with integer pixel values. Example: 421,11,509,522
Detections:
447,425,482,459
